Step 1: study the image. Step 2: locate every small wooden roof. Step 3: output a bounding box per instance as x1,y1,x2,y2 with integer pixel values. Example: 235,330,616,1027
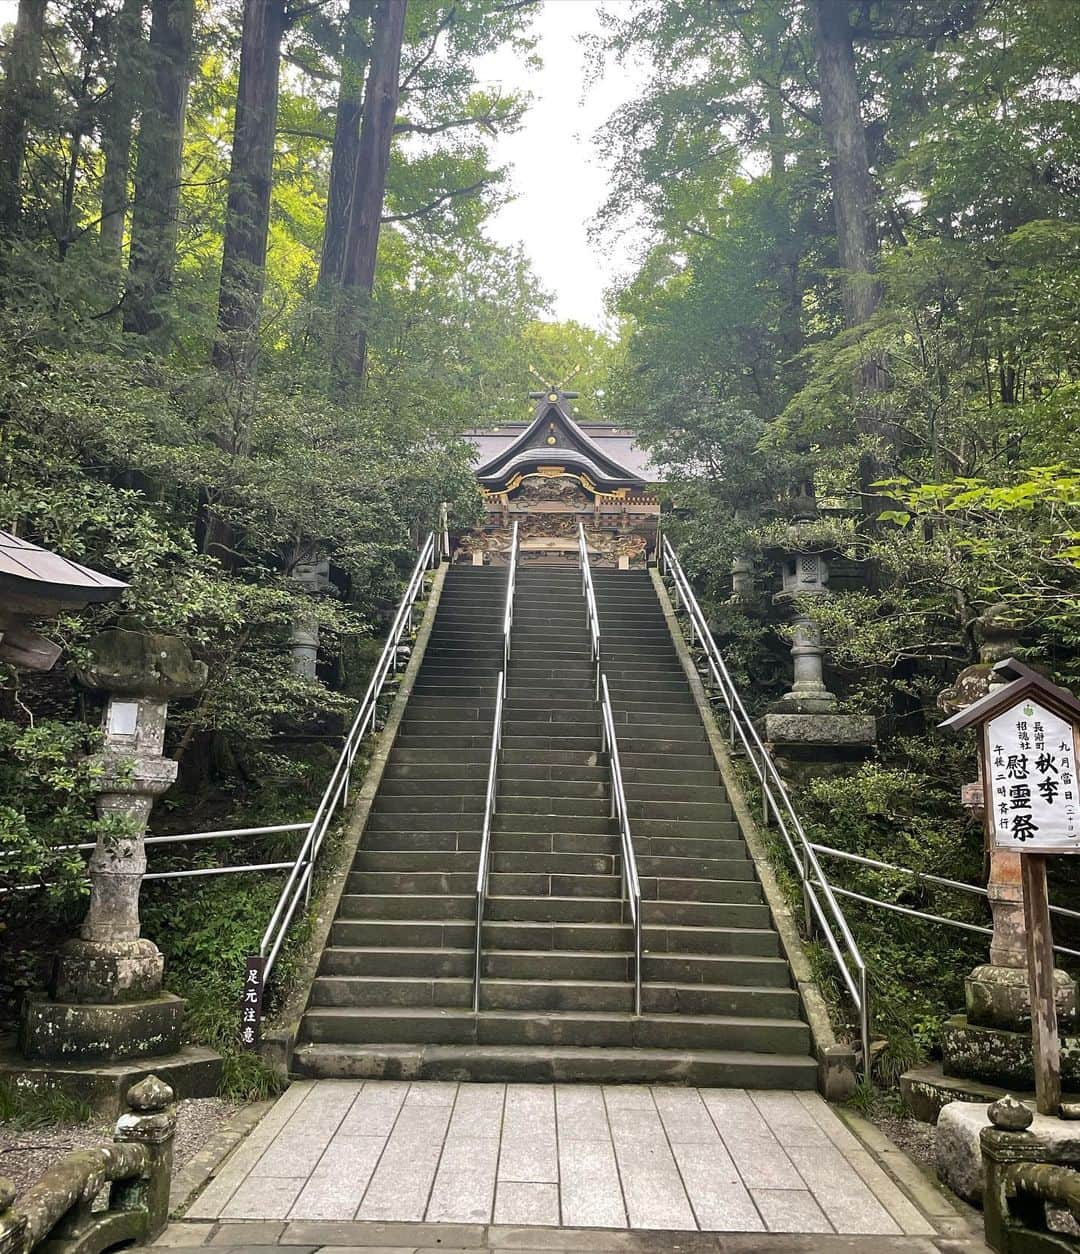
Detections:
466,391,654,491
0,530,128,604
940,658,1080,730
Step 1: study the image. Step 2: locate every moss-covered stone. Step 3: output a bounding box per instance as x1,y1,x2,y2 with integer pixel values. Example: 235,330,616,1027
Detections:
942,1014,1080,1089
19,992,185,1063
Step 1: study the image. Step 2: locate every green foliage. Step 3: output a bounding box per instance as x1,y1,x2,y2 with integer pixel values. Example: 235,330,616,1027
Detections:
0,1079,94,1130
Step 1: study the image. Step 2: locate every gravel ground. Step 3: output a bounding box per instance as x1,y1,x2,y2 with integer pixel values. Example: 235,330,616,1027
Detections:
875,1111,939,1176
0,1096,244,1196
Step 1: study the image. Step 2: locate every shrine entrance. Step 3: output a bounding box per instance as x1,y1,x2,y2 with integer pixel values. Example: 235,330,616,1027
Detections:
458,388,659,568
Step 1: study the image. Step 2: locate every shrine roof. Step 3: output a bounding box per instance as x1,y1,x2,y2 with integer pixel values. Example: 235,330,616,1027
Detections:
464,393,658,487
0,530,129,603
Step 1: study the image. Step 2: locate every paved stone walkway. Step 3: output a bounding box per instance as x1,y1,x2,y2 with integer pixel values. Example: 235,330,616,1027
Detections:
183,1081,957,1240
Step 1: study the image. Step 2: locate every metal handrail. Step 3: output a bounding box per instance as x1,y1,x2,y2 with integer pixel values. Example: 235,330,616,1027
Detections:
258,532,436,981
810,843,1080,960
577,528,642,1012
502,521,520,691
473,527,519,1011
600,674,643,1015
661,536,870,1070
439,501,450,560
473,674,505,1012
578,522,601,699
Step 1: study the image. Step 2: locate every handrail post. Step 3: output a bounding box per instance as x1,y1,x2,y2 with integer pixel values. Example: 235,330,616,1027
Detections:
802,847,816,939
860,965,871,1080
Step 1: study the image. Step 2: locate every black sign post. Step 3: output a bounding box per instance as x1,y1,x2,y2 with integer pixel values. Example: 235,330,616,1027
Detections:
240,953,266,1050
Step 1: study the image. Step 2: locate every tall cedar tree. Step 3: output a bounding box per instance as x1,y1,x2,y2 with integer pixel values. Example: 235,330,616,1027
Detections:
0,0,46,237
318,0,375,290
340,0,407,379
124,0,195,333
99,0,145,266
211,0,288,396
812,0,880,331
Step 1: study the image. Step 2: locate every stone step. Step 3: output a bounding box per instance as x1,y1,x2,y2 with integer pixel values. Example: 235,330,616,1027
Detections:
291,1042,819,1088
320,945,634,983
299,1006,811,1053
491,850,620,876
330,919,475,948
337,893,476,921
642,897,768,924
353,850,479,874
485,895,624,923
637,854,753,880
479,920,633,952
644,924,781,956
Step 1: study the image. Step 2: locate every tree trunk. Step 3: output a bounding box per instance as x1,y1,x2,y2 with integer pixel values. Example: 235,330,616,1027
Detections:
340,0,407,379
0,0,47,238
100,0,145,266
813,0,890,509
812,0,880,331
124,0,195,335
318,0,374,291
210,0,287,396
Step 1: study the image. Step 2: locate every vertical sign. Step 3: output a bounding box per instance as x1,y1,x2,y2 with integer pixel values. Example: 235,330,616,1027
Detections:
985,698,1080,851
240,954,266,1050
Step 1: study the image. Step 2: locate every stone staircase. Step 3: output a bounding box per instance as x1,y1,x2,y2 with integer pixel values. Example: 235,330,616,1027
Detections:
292,564,817,1087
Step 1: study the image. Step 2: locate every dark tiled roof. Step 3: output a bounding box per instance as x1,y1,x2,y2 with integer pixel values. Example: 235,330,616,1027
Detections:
0,530,128,602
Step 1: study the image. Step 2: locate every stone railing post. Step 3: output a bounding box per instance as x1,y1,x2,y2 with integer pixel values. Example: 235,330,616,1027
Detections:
112,1074,176,1240
0,1181,28,1254
0,1077,174,1254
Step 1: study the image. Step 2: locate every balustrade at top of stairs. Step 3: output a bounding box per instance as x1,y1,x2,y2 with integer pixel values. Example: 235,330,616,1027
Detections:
292,564,817,1088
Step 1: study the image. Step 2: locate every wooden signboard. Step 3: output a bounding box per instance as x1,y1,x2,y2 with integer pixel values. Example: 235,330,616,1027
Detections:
984,699,1080,851
942,659,1080,1114
240,954,266,1050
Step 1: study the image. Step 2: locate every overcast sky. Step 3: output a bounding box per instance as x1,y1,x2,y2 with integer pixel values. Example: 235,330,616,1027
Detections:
474,0,645,331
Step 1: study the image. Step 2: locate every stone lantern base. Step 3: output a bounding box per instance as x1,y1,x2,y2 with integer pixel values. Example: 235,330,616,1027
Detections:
19,990,186,1061
0,1033,221,1118
762,709,877,784
901,965,1080,1122
10,983,221,1117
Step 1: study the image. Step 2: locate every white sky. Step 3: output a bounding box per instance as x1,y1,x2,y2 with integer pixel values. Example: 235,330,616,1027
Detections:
475,0,645,330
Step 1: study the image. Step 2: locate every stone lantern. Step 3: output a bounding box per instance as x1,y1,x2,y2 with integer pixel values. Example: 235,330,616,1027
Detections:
762,499,875,763
288,556,333,679
21,629,206,1049
14,625,222,1111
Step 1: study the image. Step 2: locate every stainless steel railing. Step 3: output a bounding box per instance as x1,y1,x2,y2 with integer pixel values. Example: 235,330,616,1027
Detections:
600,674,643,1015
473,521,519,1012
259,532,437,980
473,674,505,1012
578,527,643,1013
578,522,601,699
502,520,520,685
810,842,1080,961
661,535,871,1070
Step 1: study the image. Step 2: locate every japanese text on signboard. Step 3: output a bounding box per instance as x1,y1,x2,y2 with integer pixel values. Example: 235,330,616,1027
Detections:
987,699,1079,851
240,954,266,1050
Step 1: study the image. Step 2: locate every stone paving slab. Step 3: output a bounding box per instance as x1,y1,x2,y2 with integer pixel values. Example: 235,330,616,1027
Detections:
180,1080,968,1240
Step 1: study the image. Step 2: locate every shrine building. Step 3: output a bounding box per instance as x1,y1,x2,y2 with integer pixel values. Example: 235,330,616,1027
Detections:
458,388,660,567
